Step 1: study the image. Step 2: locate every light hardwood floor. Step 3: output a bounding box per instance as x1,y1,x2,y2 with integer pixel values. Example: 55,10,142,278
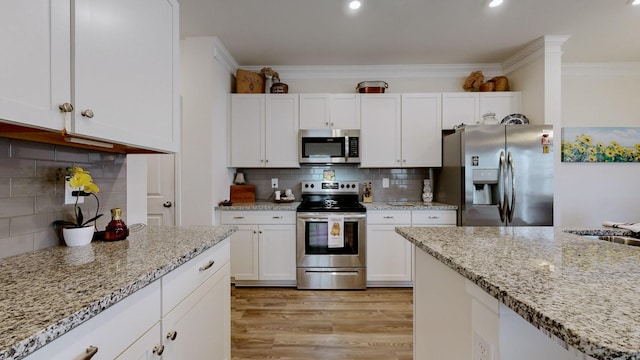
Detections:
231,286,413,360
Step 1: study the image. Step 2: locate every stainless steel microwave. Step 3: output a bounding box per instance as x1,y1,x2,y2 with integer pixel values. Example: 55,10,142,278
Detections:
299,129,360,164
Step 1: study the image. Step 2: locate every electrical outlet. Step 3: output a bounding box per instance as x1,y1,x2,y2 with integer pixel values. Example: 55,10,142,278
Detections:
64,176,84,205
473,332,493,360
382,178,389,188
271,178,278,189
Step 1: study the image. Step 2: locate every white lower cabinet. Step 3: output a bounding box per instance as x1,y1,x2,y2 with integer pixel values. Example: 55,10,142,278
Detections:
220,211,297,286
414,247,595,360
24,239,231,360
161,263,230,360
366,209,456,287
24,280,162,360
367,210,413,286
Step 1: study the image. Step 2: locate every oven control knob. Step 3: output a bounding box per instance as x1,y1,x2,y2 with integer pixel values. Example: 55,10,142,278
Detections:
310,184,315,188
352,183,356,188
341,184,345,188
304,184,308,188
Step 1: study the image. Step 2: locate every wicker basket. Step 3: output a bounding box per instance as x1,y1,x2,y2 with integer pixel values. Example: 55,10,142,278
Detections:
491,76,509,91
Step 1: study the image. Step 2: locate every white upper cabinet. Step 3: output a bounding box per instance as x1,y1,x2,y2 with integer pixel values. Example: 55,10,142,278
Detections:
360,93,441,168
479,92,522,124
401,93,442,167
442,92,521,130
441,93,479,130
229,94,299,168
360,94,402,167
0,0,180,152
299,94,360,130
0,0,70,131
71,0,179,152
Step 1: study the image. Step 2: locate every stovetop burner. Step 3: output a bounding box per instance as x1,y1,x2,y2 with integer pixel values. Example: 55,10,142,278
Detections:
297,181,366,213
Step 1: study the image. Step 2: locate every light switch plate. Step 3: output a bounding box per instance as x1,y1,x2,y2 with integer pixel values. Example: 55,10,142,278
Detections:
64,176,84,205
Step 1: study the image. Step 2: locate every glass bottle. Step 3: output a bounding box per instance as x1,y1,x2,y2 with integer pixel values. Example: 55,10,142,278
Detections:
105,208,129,241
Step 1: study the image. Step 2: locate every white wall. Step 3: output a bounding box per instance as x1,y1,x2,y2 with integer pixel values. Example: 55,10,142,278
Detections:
180,37,235,226
558,64,640,226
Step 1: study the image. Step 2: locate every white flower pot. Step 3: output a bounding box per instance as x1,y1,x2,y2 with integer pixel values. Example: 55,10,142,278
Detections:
63,226,94,247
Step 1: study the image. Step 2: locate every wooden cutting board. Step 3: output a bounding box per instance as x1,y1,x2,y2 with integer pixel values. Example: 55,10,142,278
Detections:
230,185,256,203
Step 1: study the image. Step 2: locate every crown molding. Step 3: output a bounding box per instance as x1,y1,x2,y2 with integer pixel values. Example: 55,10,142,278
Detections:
209,37,238,75
240,63,505,80
502,35,570,74
563,62,640,76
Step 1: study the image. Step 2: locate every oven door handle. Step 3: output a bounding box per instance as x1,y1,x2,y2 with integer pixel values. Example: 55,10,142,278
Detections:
297,213,367,221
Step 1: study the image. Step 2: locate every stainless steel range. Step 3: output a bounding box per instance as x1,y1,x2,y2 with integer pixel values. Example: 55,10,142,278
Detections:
296,181,366,290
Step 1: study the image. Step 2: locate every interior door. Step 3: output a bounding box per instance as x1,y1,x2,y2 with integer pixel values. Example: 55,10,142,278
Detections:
146,154,175,226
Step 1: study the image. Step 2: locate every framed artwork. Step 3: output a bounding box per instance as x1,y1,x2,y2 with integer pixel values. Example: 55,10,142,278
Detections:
561,127,640,162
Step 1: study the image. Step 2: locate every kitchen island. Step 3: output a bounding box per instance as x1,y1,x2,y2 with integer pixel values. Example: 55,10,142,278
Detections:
0,225,235,360
396,226,640,360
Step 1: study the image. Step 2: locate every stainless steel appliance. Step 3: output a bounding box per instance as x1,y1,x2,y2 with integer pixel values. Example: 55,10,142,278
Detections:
296,181,366,289
299,129,360,164
435,125,554,226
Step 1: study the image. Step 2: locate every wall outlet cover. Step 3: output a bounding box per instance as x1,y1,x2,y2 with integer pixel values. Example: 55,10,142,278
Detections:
271,178,278,189
382,178,390,188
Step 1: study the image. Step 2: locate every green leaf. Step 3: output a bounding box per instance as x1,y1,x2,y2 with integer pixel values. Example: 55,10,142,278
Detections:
77,207,84,227
81,213,104,227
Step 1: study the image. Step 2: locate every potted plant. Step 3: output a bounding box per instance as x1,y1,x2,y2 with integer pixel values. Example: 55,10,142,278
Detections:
53,167,103,246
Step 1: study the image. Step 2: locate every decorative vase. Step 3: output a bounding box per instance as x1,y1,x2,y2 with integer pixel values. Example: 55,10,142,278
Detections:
63,226,94,247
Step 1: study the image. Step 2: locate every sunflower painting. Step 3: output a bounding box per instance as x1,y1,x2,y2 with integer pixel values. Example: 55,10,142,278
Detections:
561,127,640,162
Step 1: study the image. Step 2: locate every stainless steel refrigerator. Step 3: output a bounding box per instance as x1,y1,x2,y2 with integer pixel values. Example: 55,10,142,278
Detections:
435,125,554,226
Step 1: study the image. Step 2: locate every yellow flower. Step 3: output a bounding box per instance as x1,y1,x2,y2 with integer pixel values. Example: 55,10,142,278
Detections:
579,135,592,145
605,148,615,157
84,183,100,194
68,167,100,193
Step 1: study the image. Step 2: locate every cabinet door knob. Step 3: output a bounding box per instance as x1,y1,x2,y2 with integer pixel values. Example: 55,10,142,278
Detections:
153,345,165,356
163,201,172,208
81,109,94,118
166,330,178,341
82,346,98,360
58,103,74,113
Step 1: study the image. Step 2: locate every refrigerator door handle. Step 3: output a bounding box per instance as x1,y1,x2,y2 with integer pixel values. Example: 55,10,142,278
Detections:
499,151,508,222
507,152,516,222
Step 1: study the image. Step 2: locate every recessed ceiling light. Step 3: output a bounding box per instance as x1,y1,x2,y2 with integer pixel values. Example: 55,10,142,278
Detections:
349,0,362,10
488,0,504,7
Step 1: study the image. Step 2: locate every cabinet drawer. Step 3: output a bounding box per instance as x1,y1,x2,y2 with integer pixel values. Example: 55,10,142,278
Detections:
367,210,412,225
411,210,457,225
162,238,230,315
220,211,296,225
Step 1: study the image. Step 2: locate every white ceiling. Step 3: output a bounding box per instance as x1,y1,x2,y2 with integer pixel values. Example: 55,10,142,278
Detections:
178,0,640,66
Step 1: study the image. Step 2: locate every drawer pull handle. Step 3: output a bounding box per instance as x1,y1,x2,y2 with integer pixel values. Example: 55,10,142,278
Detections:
383,216,395,219
166,330,178,341
199,260,216,272
83,346,98,360
153,345,165,356
428,216,439,219
273,216,283,219
233,216,245,219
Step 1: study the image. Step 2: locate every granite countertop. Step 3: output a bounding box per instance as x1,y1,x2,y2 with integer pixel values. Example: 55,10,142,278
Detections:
216,201,457,211
216,201,300,211
396,226,640,360
0,225,235,360
364,201,457,210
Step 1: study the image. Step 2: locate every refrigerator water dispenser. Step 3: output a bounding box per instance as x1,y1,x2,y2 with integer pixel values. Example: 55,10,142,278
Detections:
472,169,498,205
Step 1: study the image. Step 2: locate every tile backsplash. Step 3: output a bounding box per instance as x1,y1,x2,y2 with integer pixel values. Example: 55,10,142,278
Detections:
0,138,127,259
237,165,431,202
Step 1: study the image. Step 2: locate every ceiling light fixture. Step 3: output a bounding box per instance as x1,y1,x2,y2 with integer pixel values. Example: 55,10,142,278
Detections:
349,0,362,10
488,0,504,7
630,0,640,5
